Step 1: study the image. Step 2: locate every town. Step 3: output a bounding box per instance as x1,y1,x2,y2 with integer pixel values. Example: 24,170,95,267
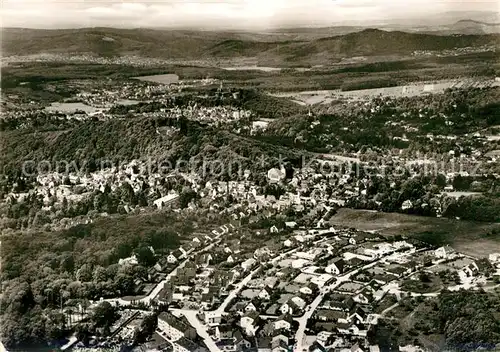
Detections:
63,220,500,352
2,71,500,352
2,8,500,352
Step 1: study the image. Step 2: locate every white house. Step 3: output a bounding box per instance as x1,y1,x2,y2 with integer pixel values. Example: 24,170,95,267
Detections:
300,283,317,295
434,245,456,259
311,273,334,288
119,254,138,266
240,311,259,336
259,288,271,300
291,296,306,309
274,314,293,330
325,258,345,275
279,301,294,315
489,253,500,265
192,237,201,245
167,254,178,264
291,259,310,269
245,302,257,312
285,221,297,228
154,192,179,209
283,239,294,247
280,299,302,315
294,234,306,243
241,258,257,271
354,288,373,305
401,200,413,211
267,167,285,183
316,332,334,347
205,311,222,326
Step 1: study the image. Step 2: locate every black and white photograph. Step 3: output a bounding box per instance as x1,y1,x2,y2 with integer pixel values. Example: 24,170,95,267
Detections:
1,0,500,351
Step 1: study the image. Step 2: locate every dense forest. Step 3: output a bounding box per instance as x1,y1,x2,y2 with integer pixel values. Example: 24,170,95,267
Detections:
0,211,222,348
372,290,500,351
262,87,500,154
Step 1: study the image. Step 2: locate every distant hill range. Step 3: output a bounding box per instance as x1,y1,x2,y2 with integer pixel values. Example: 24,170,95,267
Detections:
402,20,500,35
2,27,499,65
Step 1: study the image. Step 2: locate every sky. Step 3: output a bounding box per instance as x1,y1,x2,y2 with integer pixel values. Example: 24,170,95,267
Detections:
1,0,498,29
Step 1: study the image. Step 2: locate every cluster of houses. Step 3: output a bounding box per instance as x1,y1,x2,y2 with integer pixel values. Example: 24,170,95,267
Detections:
157,312,207,352
63,215,500,352
199,228,420,351
4,154,362,231
148,224,499,352
9,131,498,234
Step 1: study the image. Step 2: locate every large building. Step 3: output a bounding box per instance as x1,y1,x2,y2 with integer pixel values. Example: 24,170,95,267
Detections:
267,167,286,183
154,192,180,209
157,312,197,341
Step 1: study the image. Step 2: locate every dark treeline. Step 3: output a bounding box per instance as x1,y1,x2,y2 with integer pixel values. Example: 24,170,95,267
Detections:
371,289,500,350
0,212,201,348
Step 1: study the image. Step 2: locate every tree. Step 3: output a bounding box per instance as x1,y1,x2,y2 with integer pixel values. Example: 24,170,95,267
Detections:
135,247,156,267
436,174,447,188
419,272,431,283
76,264,93,282
61,197,69,214
133,312,158,344
178,189,197,209
92,266,107,283
114,273,135,296
90,301,117,329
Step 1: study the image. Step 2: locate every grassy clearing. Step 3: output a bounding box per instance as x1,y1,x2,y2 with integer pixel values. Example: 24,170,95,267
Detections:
402,273,443,294
328,208,500,257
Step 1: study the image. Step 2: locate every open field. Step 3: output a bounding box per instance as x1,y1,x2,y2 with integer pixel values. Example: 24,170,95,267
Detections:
271,78,500,103
45,102,99,113
133,73,180,84
328,208,500,257
3,49,498,99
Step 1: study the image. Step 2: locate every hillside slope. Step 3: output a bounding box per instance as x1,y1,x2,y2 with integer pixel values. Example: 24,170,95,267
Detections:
2,27,498,63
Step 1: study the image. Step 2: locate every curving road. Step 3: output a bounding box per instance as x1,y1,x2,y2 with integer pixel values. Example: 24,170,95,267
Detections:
294,249,415,352
91,228,227,308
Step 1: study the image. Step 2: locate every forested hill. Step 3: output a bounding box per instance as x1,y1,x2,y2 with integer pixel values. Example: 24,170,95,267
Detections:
0,114,303,180
2,27,498,63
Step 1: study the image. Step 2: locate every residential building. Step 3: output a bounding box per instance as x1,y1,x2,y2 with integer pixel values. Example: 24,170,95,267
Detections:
434,245,456,259
279,300,300,315
325,258,345,275
259,287,271,300
154,192,179,209
273,314,293,330
205,311,222,326
245,302,257,312
240,311,260,336
215,324,234,340
300,282,318,295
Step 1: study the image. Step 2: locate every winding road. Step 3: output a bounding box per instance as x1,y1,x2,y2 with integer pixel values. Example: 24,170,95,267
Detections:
90,227,228,308
294,248,417,352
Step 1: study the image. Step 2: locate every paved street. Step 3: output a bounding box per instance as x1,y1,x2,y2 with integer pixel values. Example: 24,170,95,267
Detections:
216,266,261,314
89,228,226,307
177,310,221,352
294,249,413,352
